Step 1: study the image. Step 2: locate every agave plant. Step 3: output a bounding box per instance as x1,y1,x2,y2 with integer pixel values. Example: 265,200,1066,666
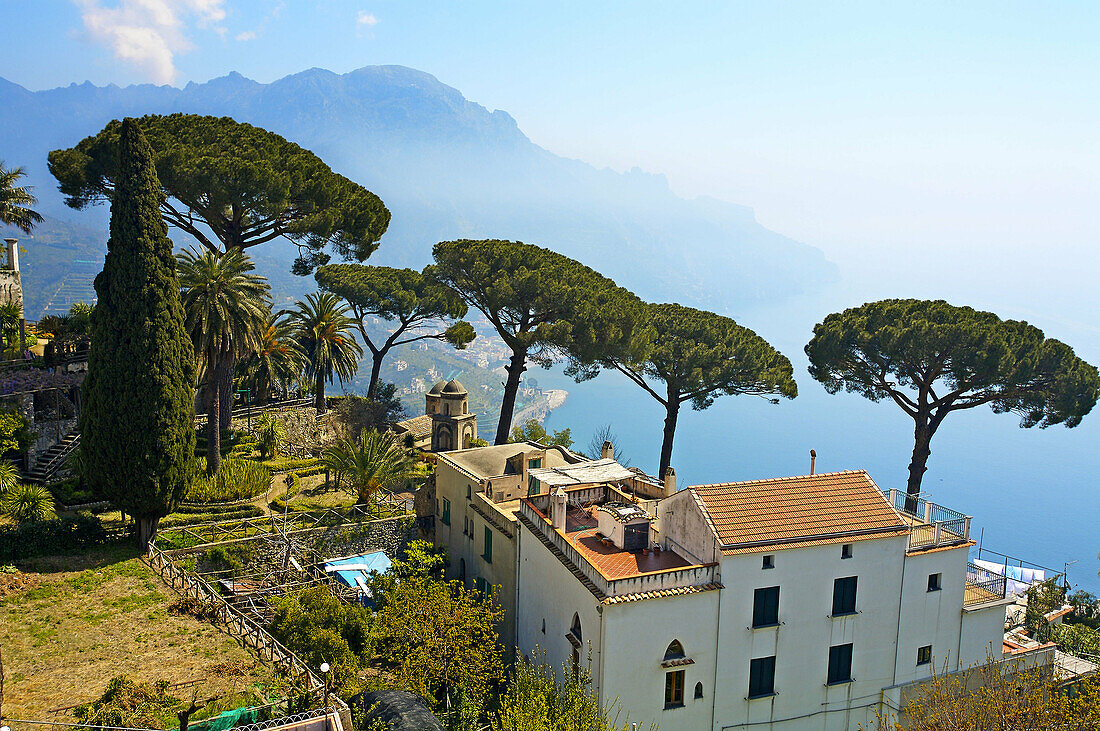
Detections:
1,483,56,523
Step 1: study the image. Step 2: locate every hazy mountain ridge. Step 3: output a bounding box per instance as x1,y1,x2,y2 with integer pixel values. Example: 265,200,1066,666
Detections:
0,65,837,311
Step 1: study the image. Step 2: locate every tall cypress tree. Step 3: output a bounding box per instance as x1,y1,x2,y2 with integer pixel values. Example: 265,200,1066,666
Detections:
81,119,195,546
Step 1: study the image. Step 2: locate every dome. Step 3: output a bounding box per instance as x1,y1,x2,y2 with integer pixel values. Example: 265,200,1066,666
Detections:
428,381,447,395
441,379,467,395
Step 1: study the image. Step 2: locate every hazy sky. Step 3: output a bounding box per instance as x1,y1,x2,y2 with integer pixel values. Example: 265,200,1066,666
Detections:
3,1,1099,314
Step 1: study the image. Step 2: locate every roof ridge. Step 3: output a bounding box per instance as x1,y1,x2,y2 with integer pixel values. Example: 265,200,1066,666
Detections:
687,469,870,491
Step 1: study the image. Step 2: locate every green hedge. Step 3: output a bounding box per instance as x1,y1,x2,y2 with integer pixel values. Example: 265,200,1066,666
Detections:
261,456,322,472
0,513,109,561
186,458,271,504
161,505,265,528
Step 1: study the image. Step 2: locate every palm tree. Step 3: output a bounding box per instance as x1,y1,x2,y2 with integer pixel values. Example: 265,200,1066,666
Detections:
239,313,305,404
0,161,43,234
323,429,418,505
178,247,271,474
1,483,56,523
289,292,362,415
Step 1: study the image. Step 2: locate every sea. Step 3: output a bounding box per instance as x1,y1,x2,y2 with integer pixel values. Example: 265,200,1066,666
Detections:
537,256,1100,595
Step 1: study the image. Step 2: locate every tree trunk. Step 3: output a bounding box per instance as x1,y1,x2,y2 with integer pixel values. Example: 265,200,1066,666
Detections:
315,375,327,415
495,350,527,445
206,386,221,475
367,352,384,401
659,394,681,480
905,411,945,508
137,515,160,548
218,355,234,430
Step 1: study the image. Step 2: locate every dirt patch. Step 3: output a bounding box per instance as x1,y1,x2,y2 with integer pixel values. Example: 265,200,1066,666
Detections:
0,545,281,720
0,569,41,599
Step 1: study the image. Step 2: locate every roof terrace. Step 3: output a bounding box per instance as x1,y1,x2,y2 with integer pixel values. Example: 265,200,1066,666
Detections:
884,488,973,552
518,484,720,603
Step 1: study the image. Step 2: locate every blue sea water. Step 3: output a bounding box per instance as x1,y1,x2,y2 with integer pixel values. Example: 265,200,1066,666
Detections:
538,272,1100,594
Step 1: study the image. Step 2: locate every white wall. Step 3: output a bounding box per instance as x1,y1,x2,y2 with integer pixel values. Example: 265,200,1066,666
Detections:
515,521,605,676
894,545,969,683
712,536,908,731
959,603,1007,668
657,489,718,565
601,592,719,731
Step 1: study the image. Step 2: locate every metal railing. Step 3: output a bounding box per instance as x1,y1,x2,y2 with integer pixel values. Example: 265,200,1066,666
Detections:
965,560,1008,605
885,488,972,551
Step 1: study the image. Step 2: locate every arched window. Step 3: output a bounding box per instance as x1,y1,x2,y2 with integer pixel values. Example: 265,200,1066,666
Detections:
662,640,688,708
568,613,582,677
541,618,546,634
663,640,685,663
694,682,704,699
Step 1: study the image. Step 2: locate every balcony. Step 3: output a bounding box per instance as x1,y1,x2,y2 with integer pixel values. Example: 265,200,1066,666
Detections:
884,489,972,551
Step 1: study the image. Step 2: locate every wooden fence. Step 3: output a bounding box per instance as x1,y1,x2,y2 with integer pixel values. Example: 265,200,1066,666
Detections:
145,545,327,699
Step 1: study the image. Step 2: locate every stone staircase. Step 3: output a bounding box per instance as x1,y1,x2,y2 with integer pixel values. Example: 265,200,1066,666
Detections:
24,431,80,484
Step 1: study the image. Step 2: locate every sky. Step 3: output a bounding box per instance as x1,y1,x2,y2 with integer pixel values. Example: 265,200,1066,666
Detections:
2,0,1099,333
3,2,1098,264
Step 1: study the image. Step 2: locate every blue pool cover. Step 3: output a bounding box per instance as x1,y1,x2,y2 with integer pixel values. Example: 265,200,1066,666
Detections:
323,551,392,605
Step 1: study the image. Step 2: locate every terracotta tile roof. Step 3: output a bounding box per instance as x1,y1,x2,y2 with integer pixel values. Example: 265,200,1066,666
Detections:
568,525,692,580
603,582,723,605
688,470,908,554
394,414,432,439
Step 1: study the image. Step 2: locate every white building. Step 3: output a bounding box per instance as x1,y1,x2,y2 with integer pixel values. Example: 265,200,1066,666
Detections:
514,469,1010,731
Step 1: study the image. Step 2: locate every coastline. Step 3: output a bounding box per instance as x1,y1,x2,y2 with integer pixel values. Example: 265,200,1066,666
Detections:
513,388,568,424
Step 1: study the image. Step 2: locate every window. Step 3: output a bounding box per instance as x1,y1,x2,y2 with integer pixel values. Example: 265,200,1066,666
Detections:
441,498,451,526
917,645,932,666
541,618,546,634
762,554,775,570
528,474,540,494
466,484,472,500
827,643,853,684
529,458,542,469
694,682,704,699
748,656,776,698
482,526,493,562
927,573,942,592
664,670,685,708
663,640,685,663
752,586,780,628
832,576,858,616
841,543,853,559
475,576,490,597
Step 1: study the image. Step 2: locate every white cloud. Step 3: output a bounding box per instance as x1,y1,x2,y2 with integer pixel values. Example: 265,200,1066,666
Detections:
356,11,379,27
75,0,227,84
235,30,256,41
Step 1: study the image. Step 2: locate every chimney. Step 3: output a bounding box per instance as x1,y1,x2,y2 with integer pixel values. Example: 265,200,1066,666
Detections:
550,488,567,530
663,466,676,497
810,449,817,475
601,440,614,460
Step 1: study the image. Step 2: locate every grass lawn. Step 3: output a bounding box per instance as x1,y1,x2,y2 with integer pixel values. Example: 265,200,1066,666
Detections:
0,542,282,721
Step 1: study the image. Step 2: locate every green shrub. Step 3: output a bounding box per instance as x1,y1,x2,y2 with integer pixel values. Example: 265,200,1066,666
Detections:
2,483,56,522
0,409,33,456
160,505,264,527
269,586,373,696
0,513,109,561
185,458,271,504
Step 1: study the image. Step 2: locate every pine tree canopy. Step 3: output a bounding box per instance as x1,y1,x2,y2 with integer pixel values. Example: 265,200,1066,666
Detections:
48,113,390,272
430,239,652,444
79,118,196,544
606,302,796,478
805,298,1100,495
315,263,474,398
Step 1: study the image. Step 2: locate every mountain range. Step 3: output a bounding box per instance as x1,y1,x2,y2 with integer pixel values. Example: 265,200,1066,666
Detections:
0,65,836,318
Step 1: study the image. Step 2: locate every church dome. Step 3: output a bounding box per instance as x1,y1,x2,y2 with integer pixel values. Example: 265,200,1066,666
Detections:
428,381,447,395
441,379,467,395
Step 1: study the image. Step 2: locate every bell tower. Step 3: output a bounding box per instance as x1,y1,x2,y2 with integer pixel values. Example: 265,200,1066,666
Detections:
430,379,477,451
